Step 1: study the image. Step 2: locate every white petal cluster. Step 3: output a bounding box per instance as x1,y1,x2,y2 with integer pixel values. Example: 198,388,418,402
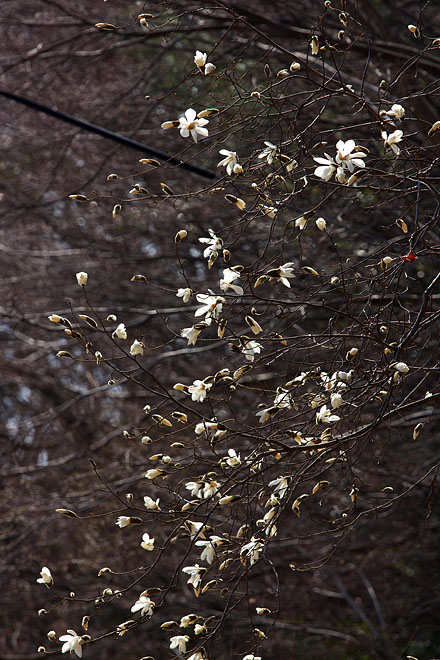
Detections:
195,292,225,320
170,635,190,653
176,287,192,303
314,139,367,183
188,379,212,402
240,537,263,566
178,108,209,142
194,50,215,75
381,129,403,155
130,592,155,616
59,630,83,657
220,267,244,295
258,141,278,165
76,271,88,286
140,532,155,551
218,149,239,175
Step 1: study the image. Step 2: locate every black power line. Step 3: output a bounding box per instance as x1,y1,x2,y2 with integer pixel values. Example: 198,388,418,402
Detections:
0,89,216,180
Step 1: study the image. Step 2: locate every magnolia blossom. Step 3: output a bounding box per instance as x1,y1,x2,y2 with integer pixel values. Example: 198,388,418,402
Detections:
220,268,244,295
241,339,262,362
331,393,343,409
256,406,277,424
37,566,52,586
143,496,160,510
258,141,278,165
185,480,204,498
316,217,326,231
140,532,155,551
182,564,206,593
243,655,262,660
116,516,131,528
382,129,403,155
316,405,341,424
180,614,198,628
178,108,209,142
194,50,207,68
130,340,144,356
385,103,405,120
314,139,367,182
225,448,241,467
199,229,223,260
113,323,127,340
240,537,263,566
295,216,308,230
188,653,205,660
131,593,155,617
195,292,224,319
203,480,220,498
176,287,192,303
185,521,206,539
170,635,190,653
181,321,210,346
188,379,212,402
269,475,290,498
218,149,238,175
278,263,295,287
204,62,216,74
76,271,88,286
59,630,83,657
195,535,223,564
394,361,409,373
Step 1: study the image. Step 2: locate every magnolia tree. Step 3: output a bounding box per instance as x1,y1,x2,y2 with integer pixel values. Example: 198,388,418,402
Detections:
24,1,440,659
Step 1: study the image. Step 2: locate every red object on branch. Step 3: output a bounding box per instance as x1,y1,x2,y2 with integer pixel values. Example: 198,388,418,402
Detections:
401,250,418,262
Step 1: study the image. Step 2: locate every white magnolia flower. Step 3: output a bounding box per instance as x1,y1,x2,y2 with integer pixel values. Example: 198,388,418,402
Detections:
195,292,224,319
195,535,223,564
181,321,210,346
177,287,192,303
116,516,131,528
256,406,277,424
144,469,166,479
143,496,160,510
218,149,239,175
180,614,198,628
258,141,278,165
243,655,262,660
37,567,53,586
394,361,409,373
182,564,206,593
204,62,216,75
194,50,207,68
240,537,263,566
269,476,290,498
131,593,155,616
241,339,262,362
295,216,308,230
316,217,327,231
310,35,319,54
185,480,204,498
140,532,155,551
225,448,241,467
313,154,337,181
316,405,341,424
188,379,212,402
185,521,206,539
203,479,220,498
382,129,403,155
113,323,127,340
178,108,209,142
335,139,367,172
195,420,218,435
130,340,144,356
220,268,244,295
330,392,343,409
385,103,405,120
170,635,190,653
188,652,205,660
278,262,295,287
76,271,88,286
59,630,83,657
199,229,223,260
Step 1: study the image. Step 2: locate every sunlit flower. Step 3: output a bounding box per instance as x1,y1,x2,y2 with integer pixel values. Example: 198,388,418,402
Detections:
140,532,155,551
295,216,308,230
113,323,127,340
185,480,204,498
188,379,212,402
199,229,223,261
385,104,405,120
177,287,192,303
394,361,409,373
256,406,277,424
316,217,326,231
194,50,207,68
181,321,210,346
180,614,198,628
76,272,88,286
182,564,206,594
330,393,343,408
240,537,263,566
225,448,241,467
116,516,131,528
188,652,205,660
143,496,160,510
185,520,206,539
267,262,295,288
195,535,223,564
269,476,290,498
59,630,83,657
37,567,53,586
145,469,167,479
178,108,209,142
258,141,278,165
203,480,220,498
335,140,367,172
195,292,225,319
243,655,262,660
130,340,144,356
204,62,216,75
316,405,341,424
220,268,244,295
170,635,190,653
241,338,262,362
218,149,238,175
310,35,319,54
382,129,403,155
313,154,337,181
131,592,155,616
